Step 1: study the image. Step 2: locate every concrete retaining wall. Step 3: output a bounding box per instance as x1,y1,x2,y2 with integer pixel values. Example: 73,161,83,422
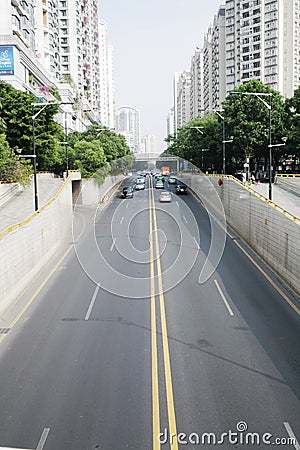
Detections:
0,174,125,315
179,174,300,296
75,174,125,206
0,177,73,314
276,175,300,196
0,183,22,207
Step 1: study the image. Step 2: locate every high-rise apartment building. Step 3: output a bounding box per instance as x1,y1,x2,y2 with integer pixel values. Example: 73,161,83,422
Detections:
106,44,115,130
116,106,141,153
141,134,156,154
176,71,192,129
0,0,115,132
225,0,300,98
212,6,226,109
166,107,175,140
170,1,300,135
203,6,226,112
99,21,115,129
190,48,204,119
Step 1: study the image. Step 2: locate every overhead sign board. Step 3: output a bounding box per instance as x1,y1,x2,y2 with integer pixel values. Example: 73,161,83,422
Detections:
0,46,14,75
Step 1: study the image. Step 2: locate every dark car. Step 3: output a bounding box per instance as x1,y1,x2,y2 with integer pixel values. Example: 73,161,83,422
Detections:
176,184,188,195
121,186,134,198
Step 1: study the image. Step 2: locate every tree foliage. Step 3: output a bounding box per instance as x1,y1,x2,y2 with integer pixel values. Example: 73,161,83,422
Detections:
0,82,133,180
166,79,296,175
222,79,287,172
0,133,32,185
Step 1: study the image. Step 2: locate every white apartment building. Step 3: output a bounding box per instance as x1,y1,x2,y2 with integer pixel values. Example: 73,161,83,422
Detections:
116,106,141,153
202,6,226,112
170,0,300,135
98,21,115,129
176,71,192,129
141,134,156,154
0,0,112,132
225,0,300,98
212,6,226,110
166,107,175,140
106,44,115,130
190,48,204,119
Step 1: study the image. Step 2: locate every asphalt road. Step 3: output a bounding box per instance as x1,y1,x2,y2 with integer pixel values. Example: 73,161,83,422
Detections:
0,176,299,450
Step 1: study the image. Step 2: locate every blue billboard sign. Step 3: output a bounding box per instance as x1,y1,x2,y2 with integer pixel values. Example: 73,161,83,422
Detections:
0,46,14,75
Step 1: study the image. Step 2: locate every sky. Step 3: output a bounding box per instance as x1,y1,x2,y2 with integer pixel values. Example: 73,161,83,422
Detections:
100,0,224,153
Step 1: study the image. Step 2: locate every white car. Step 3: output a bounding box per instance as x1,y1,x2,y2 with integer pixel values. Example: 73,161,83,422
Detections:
159,190,172,202
168,177,176,184
135,179,145,190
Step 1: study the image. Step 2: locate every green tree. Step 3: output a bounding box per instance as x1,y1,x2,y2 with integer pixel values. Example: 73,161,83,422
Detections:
73,140,107,178
284,86,300,171
0,81,62,171
222,79,287,173
164,115,221,172
0,134,32,185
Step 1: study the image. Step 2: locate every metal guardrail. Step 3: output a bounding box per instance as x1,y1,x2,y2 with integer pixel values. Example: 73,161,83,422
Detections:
276,173,300,178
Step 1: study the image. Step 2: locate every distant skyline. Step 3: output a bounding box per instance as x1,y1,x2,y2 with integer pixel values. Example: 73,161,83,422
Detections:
100,0,224,153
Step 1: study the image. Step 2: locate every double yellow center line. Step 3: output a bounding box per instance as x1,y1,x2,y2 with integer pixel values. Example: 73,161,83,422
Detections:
149,177,178,450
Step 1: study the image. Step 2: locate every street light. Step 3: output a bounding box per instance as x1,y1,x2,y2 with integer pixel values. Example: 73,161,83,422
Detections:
231,91,273,199
189,126,204,135
201,148,209,171
95,127,107,138
31,101,73,211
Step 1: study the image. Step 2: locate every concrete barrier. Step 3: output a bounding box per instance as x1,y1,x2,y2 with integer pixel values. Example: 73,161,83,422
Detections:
0,173,125,315
0,182,23,207
75,174,125,206
276,174,300,196
179,173,300,296
0,176,73,314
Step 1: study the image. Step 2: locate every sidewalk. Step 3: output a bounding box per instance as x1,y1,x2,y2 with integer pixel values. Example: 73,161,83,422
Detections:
250,182,300,219
0,175,64,232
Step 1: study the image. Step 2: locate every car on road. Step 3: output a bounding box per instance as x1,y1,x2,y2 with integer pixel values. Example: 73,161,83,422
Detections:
176,184,188,195
168,177,176,184
159,190,172,202
135,180,145,190
121,186,134,198
155,180,164,189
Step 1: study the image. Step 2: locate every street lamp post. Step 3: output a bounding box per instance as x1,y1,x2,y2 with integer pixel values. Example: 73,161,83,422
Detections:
231,92,273,199
201,149,209,172
189,126,204,171
31,101,73,211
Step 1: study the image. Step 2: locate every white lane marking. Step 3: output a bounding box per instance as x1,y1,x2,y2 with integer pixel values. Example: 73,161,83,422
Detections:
85,285,100,321
36,428,50,450
120,216,124,225
126,202,129,208
0,447,32,450
182,215,188,223
110,237,116,252
175,201,179,207
193,236,200,250
283,422,300,450
214,279,234,316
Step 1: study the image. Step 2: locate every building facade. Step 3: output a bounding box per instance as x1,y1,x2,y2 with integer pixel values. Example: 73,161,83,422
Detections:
98,21,115,129
0,0,115,132
141,134,156,154
176,71,192,129
116,106,141,153
170,0,300,135
190,48,204,119
225,0,300,98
